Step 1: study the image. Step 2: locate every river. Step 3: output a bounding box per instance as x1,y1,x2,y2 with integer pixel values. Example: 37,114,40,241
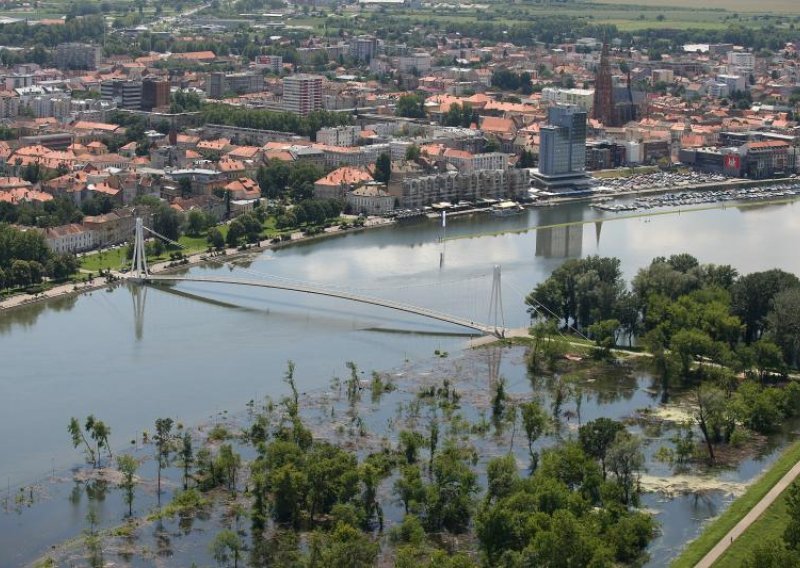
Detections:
2,197,799,565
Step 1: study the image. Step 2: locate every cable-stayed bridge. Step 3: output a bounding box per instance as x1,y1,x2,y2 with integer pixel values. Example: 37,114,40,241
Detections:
126,218,510,337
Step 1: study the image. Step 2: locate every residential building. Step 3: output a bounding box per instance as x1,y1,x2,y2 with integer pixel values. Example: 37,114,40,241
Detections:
346,182,395,215
717,74,746,94
442,149,508,172
253,55,283,74
314,166,373,200
350,36,378,62
317,126,361,147
398,53,432,74
651,69,674,84
541,87,595,112
208,72,265,98
55,43,102,70
283,74,324,115
401,169,527,208
82,207,149,247
728,51,756,72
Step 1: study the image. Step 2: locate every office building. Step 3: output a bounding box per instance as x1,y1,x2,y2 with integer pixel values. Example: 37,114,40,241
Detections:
532,105,592,193
142,78,170,111
283,74,323,115
100,80,142,110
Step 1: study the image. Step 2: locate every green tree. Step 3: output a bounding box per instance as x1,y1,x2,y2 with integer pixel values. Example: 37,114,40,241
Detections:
485,454,519,502
423,442,478,533
154,417,174,499
767,288,800,367
152,205,182,241
520,401,549,470
394,463,426,515
606,431,645,506
216,443,242,492
210,529,244,568
116,454,138,516
308,522,379,567
179,432,193,490
226,219,245,247
69,416,97,467
578,418,624,480
186,209,210,236
751,339,785,383
374,152,391,185
405,144,421,162
731,269,799,343
396,93,426,118
784,481,800,550
207,226,225,250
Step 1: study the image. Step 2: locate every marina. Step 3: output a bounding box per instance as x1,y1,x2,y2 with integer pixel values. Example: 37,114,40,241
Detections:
591,182,800,212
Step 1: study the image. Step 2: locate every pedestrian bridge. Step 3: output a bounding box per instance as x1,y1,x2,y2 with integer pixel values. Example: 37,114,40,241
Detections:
141,274,502,336
128,218,508,337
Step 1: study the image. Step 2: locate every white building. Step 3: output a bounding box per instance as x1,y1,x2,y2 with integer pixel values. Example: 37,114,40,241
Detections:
443,149,509,172
727,51,755,73
707,81,729,98
44,224,96,254
317,125,361,147
398,53,432,74
717,74,746,93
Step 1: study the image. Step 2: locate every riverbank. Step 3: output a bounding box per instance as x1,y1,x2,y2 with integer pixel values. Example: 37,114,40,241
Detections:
2,177,796,314
0,216,396,314
670,439,800,567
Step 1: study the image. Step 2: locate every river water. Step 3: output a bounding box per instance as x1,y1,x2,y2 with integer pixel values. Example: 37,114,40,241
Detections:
2,197,800,564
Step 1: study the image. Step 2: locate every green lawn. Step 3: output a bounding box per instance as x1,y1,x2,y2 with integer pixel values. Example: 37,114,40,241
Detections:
671,440,800,568
78,216,292,273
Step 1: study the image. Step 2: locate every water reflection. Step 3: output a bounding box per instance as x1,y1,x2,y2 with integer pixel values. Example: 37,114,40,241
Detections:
535,224,584,258
0,293,78,335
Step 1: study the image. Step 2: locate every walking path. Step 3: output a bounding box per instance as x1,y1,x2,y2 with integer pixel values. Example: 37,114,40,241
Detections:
695,458,800,567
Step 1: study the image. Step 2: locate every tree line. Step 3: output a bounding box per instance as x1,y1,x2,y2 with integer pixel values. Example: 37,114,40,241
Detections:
200,105,354,139
527,253,800,464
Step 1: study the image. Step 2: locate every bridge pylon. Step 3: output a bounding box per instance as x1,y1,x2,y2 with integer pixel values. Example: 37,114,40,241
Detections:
131,217,148,279
488,265,505,336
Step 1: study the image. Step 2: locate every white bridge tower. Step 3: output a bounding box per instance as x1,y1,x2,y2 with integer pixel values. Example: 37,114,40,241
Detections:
487,265,505,336
131,217,148,279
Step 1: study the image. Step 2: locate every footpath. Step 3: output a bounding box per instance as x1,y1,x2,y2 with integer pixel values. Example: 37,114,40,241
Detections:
695,459,800,567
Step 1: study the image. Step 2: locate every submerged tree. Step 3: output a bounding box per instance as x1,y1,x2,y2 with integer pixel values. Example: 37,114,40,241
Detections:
520,400,549,471
154,417,174,499
69,415,112,468
210,529,244,568
116,454,138,517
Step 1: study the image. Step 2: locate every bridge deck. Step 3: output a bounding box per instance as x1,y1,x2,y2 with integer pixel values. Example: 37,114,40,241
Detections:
141,274,500,335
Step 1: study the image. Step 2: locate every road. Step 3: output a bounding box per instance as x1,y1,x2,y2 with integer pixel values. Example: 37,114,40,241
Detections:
695,458,800,567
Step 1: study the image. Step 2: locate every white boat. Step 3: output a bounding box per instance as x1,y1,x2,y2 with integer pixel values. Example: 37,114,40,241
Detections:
491,201,524,216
